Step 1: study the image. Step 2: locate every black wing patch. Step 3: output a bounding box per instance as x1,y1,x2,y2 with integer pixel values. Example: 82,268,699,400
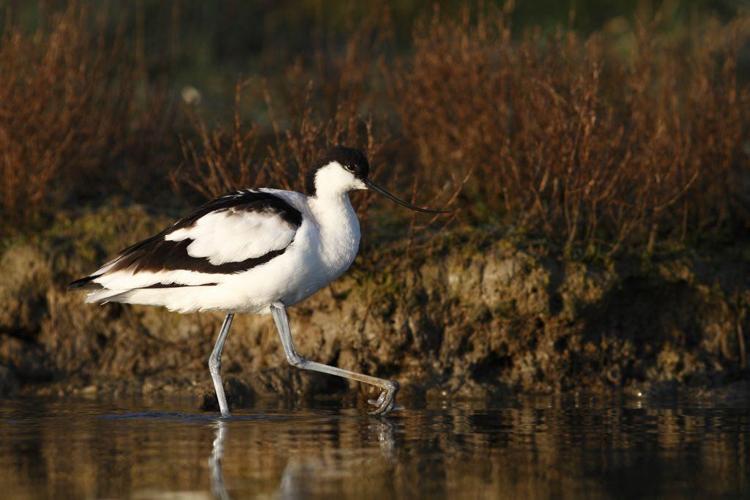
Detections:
71,190,302,286
112,240,289,274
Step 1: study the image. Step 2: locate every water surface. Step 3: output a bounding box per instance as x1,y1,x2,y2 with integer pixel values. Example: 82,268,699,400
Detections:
0,394,748,499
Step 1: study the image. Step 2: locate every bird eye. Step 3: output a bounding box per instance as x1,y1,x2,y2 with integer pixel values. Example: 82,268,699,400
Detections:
344,164,355,172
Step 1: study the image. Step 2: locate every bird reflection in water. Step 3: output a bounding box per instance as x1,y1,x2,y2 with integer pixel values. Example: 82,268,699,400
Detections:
276,419,397,498
208,417,395,499
208,420,395,500
209,420,230,500
372,419,396,459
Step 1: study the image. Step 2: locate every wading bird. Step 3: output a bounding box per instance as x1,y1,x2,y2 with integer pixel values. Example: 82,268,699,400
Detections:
70,147,447,416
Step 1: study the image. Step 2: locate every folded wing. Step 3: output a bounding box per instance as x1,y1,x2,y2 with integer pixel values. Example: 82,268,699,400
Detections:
70,190,303,301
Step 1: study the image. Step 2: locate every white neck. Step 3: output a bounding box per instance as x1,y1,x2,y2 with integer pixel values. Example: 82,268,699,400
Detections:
308,192,361,272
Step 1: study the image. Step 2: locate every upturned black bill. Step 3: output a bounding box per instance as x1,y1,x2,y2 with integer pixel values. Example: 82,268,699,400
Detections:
365,179,451,214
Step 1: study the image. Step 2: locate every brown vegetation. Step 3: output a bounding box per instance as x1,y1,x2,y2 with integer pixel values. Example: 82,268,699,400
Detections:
173,15,393,226
392,7,750,256
0,5,124,230
0,4,171,235
175,79,383,203
1,4,747,256
173,6,750,256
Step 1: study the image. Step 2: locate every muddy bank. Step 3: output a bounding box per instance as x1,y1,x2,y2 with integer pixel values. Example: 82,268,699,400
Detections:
0,205,748,405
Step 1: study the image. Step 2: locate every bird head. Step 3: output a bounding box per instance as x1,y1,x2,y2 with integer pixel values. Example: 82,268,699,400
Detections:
307,146,449,214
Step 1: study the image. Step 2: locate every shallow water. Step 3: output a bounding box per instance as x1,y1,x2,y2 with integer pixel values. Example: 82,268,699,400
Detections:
0,395,748,499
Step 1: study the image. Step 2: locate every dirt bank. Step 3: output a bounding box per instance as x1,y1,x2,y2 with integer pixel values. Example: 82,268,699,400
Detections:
0,206,748,406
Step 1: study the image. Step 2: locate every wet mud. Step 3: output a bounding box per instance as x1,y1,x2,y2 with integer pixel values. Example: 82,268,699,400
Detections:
1,207,748,405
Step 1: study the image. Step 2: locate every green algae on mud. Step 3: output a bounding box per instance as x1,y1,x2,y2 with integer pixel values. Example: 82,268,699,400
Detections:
0,205,748,404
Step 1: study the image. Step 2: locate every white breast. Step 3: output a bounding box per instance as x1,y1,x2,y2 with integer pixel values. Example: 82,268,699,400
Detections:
308,193,361,280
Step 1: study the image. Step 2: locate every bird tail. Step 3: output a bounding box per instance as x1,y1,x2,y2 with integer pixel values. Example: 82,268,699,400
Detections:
68,274,102,290
84,288,133,304
68,273,128,303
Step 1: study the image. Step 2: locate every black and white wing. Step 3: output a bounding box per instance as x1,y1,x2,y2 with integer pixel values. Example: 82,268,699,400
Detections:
70,190,303,300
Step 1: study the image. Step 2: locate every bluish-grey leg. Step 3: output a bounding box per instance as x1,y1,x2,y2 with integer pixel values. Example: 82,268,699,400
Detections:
209,313,234,417
270,302,398,415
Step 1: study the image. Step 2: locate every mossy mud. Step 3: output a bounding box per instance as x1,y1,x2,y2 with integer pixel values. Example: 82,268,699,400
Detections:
1,205,748,407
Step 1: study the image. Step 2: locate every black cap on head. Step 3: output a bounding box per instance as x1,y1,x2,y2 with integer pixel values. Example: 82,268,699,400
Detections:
305,145,451,214
306,146,369,195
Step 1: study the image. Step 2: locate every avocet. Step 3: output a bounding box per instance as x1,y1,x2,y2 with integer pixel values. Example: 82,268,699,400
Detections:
71,146,446,416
